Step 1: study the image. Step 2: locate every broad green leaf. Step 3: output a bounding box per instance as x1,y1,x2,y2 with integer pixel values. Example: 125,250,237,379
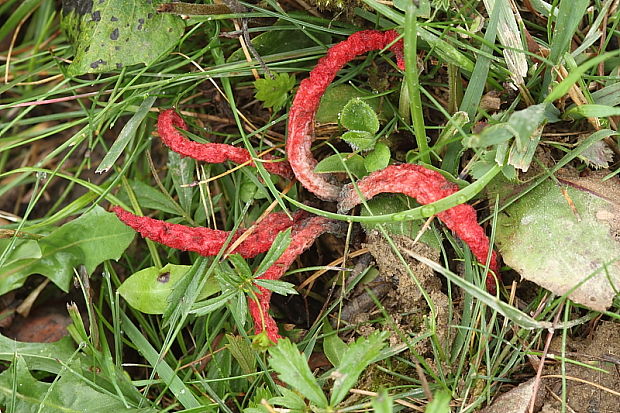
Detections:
494,175,620,311
254,73,296,111
341,130,377,151
96,96,157,174
508,103,553,152
0,206,135,296
465,103,558,149
330,331,387,405
316,85,390,124
322,329,348,367
340,98,380,134
364,143,391,172
0,357,156,412
464,103,559,172
0,334,77,374
462,123,514,148
314,153,367,178
268,338,328,408
0,238,41,267
564,104,620,119
118,264,220,314
507,127,542,172
117,179,180,214
60,0,185,76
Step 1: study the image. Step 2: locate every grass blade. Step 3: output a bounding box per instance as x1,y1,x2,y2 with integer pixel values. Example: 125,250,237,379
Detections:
96,96,157,174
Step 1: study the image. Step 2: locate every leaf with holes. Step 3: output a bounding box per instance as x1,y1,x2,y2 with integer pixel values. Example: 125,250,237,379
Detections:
118,264,220,314
60,0,184,76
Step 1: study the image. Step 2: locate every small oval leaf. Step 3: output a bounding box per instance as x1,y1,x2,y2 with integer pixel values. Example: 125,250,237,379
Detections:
314,153,367,178
364,142,391,172
341,130,377,151
118,264,220,314
340,98,380,133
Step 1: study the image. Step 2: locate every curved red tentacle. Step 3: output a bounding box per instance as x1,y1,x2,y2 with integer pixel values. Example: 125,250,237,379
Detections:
112,206,305,258
287,30,404,201
337,164,499,292
247,215,338,342
158,109,294,179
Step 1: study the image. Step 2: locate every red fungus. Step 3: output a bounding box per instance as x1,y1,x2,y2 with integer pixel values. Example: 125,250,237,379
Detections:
158,109,294,180
337,164,499,292
287,30,404,201
113,206,305,258
248,215,339,341
113,30,502,345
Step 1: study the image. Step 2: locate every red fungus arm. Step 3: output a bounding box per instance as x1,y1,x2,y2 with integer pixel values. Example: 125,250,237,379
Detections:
158,109,294,179
112,206,304,258
248,215,339,342
287,30,404,201
337,164,499,292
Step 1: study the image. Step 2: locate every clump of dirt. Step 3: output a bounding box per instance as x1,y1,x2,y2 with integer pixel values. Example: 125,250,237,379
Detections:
348,230,453,355
542,321,620,412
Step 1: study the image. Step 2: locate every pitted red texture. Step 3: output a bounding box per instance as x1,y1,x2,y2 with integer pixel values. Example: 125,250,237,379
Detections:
114,30,501,344
112,206,305,258
158,109,294,179
287,30,405,201
337,164,499,292
248,215,336,342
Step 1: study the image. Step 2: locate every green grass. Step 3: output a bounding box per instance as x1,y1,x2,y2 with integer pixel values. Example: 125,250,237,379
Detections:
1,0,619,411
